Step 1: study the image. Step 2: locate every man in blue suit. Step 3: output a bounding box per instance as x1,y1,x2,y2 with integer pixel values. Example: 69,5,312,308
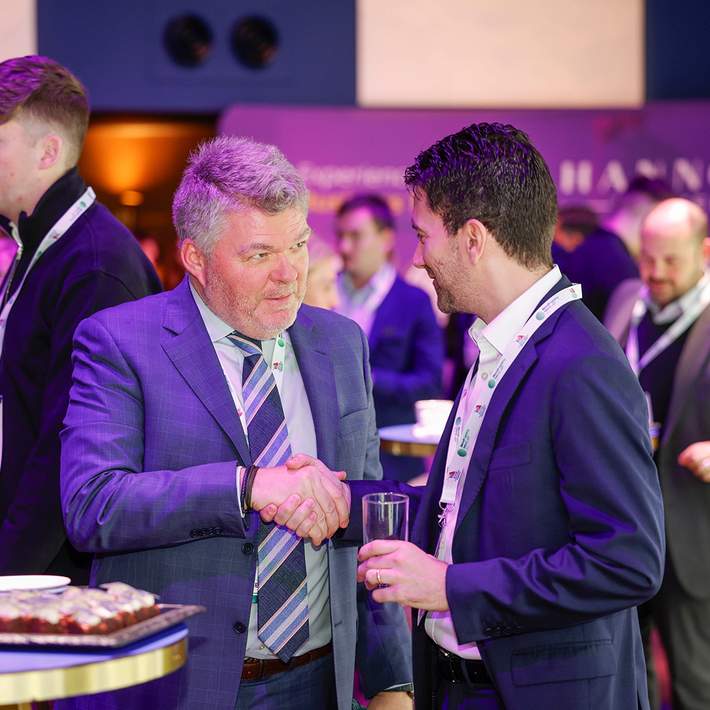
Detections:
60,136,411,709
348,123,665,709
335,194,444,481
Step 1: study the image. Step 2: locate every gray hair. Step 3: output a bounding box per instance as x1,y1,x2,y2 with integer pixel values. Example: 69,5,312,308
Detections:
172,135,309,252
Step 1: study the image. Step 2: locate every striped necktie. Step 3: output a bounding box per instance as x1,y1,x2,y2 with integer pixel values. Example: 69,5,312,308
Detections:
228,332,309,662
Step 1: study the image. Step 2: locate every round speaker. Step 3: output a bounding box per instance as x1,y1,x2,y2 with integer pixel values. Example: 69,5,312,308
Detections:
230,16,279,70
163,14,213,68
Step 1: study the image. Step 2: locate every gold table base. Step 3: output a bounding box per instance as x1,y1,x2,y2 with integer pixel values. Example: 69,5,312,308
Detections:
0,635,186,707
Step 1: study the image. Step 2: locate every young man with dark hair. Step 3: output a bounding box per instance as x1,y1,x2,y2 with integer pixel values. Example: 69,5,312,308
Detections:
0,55,161,583
345,122,665,709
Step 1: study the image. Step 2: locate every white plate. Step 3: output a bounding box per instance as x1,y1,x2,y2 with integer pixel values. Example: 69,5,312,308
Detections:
0,575,71,592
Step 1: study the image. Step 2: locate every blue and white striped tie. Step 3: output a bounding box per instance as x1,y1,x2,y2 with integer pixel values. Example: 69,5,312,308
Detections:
229,332,309,662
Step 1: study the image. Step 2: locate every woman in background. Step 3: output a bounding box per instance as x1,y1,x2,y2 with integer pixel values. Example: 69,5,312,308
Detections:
304,234,342,310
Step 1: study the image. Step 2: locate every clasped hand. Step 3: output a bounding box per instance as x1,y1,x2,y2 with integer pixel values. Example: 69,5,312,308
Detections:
250,454,351,545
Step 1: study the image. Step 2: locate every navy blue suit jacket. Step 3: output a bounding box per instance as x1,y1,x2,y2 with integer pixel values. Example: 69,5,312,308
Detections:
369,276,444,481
350,277,664,709
369,276,444,428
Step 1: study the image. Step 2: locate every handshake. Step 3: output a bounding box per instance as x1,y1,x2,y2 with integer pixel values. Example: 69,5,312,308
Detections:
249,453,352,546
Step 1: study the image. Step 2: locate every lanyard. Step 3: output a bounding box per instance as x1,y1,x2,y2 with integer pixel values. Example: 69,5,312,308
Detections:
625,274,710,375
0,187,96,357
437,283,583,527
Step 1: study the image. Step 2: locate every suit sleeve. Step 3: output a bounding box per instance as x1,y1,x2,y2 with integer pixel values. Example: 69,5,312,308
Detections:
60,315,247,554
446,352,665,643
0,271,158,573
353,323,414,696
371,291,444,405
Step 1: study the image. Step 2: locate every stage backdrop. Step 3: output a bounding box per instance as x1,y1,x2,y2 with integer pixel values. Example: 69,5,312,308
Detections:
220,103,710,268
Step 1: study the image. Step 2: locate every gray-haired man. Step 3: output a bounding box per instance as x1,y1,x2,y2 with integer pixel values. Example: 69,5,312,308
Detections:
60,136,412,709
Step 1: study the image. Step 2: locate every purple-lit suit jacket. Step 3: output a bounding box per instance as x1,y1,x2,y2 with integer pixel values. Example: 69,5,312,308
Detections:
349,276,665,710
606,278,710,599
59,278,407,710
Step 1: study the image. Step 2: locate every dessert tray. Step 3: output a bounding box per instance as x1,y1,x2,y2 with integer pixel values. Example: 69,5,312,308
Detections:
0,603,205,648
0,581,205,648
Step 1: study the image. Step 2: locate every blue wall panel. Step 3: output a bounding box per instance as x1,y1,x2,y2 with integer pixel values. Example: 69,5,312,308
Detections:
646,0,710,99
38,0,355,112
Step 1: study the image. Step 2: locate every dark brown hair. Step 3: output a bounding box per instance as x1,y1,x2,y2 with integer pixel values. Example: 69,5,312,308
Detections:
405,122,557,268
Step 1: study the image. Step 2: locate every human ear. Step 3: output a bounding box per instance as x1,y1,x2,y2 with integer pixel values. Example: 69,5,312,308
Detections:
461,218,489,264
180,239,208,288
38,134,63,170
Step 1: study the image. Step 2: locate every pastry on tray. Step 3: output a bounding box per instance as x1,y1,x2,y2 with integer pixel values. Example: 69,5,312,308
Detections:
0,582,159,635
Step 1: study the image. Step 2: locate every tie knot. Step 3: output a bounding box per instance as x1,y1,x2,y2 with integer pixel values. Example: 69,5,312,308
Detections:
227,331,262,357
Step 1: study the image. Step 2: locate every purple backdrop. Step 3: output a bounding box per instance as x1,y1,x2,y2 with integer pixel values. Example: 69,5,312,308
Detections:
220,103,710,267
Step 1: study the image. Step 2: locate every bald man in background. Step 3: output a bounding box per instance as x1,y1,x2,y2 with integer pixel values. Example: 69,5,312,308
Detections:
606,198,710,710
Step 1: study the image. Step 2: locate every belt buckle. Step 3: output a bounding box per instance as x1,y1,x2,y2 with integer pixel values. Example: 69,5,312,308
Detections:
242,657,265,682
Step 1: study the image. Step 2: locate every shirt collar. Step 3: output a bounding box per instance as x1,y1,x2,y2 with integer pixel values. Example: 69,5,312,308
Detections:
339,261,395,299
190,280,234,343
645,271,709,325
469,265,562,355
189,280,282,359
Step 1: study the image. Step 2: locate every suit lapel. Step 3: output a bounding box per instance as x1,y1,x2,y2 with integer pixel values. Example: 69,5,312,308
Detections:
367,277,399,351
161,279,250,464
663,303,710,444
450,279,572,539
453,344,540,538
289,308,339,469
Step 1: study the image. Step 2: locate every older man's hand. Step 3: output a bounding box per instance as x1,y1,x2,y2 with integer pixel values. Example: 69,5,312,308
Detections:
251,454,351,545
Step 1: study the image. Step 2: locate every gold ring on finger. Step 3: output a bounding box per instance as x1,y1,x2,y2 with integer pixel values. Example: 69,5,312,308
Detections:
376,569,383,586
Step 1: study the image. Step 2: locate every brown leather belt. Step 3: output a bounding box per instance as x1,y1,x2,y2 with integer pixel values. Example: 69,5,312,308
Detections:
241,642,333,681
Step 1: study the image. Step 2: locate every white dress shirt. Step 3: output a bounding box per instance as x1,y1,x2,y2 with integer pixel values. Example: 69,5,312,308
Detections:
190,283,331,659
425,265,563,658
645,271,709,325
336,262,396,337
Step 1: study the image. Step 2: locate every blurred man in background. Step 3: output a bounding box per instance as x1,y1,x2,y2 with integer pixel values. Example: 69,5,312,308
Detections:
554,177,672,320
606,197,710,710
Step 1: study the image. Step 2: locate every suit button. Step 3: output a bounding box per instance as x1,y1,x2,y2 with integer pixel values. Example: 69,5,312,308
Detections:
242,542,254,555
233,622,246,634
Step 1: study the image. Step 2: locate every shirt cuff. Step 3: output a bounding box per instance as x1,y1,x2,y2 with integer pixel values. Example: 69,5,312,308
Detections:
383,683,414,693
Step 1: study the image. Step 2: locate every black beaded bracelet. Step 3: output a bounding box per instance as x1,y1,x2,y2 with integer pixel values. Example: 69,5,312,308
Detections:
239,466,250,515
244,465,260,512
